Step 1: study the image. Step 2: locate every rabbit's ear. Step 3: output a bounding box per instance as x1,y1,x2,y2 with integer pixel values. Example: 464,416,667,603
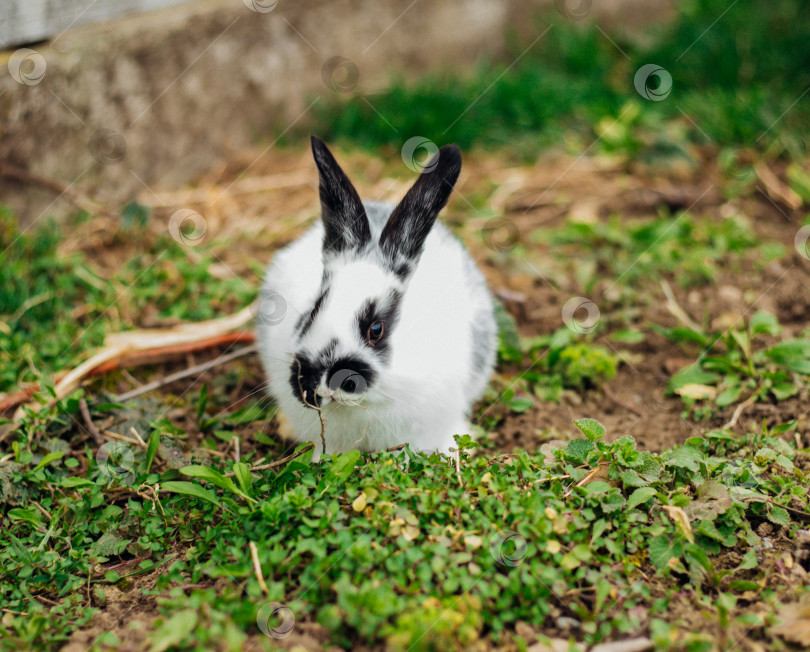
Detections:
311,136,371,255
379,145,461,273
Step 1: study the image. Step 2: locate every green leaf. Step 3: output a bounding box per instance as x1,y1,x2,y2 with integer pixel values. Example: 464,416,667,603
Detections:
696,520,733,545
180,465,256,504
684,543,713,571
609,328,645,344
627,487,657,510
161,481,232,513
715,384,744,407
62,477,94,487
620,469,647,487
658,326,708,347
771,420,798,435
770,381,798,401
8,508,42,525
649,535,682,571
738,548,757,570
664,445,704,472
765,339,810,374
573,418,606,442
326,450,362,483
508,396,533,414
594,577,611,613
495,301,522,362
33,451,65,472
749,310,780,336
565,439,595,464
766,505,790,527
787,163,810,202
599,491,627,513
232,462,252,496
149,609,198,652
581,480,612,496
145,431,160,474
668,364,720,394
226,403,273,425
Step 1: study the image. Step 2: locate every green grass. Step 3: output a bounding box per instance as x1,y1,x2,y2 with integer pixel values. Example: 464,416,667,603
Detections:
2,406,807,651
0,208,256,393
663,311,810,416
309,0,810,160
536,211,769,292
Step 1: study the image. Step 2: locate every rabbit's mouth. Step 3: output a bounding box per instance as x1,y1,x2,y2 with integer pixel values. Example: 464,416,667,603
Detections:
316,386,366,407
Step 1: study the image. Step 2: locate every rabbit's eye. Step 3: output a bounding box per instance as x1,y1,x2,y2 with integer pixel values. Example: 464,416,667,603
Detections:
366,320,385,346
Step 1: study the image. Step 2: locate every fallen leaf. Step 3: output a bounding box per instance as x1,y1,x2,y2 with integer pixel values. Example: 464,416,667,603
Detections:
674,384,717,401
590,637,653,652
684,481,732,520
464,534,483,550
351,493,367,512
662,505,694,543
772,598,810,647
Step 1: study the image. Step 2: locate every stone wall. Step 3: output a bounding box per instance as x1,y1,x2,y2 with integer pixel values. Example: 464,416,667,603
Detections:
0,0,672,224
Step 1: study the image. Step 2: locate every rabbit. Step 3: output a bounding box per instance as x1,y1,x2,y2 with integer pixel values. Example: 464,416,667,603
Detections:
256,136,497,460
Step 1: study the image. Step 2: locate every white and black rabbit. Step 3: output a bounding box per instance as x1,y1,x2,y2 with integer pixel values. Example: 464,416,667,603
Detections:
256,137,497,459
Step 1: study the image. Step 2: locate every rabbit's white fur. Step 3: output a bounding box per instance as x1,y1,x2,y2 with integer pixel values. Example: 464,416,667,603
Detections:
257,139,496,459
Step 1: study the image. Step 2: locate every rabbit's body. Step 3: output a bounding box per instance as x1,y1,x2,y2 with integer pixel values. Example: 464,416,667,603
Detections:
257,139,496,459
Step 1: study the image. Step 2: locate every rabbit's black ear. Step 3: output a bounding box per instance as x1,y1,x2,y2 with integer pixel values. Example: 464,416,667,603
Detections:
311,136,371,255
379,145,461,275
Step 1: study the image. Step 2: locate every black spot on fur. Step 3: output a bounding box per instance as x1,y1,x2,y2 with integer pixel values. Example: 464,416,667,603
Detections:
327,357,376,394
317,339,339,367
296,288,329,337
289,354,323,408
356,290,402,359
394,263,411,281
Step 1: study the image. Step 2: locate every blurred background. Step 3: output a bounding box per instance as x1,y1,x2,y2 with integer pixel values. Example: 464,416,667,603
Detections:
3,0,809,218
1,0,809,426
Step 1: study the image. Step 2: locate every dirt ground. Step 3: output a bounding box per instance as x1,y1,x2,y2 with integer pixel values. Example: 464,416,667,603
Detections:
55,143,810,650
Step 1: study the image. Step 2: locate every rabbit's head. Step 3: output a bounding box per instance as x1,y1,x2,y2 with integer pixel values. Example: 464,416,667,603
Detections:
288,136,461,409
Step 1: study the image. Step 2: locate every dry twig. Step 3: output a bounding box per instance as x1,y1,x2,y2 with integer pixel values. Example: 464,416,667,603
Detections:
31,500,52,521
722,392,758,431
102,429,141,446
11,303,256,418
660,280,702,332
249,542,270,595
115,344,257,402
2,329,256,416
129,427,148,449
564,463,608,498
79,398,104,445
754,162,802,210
222,443,315,478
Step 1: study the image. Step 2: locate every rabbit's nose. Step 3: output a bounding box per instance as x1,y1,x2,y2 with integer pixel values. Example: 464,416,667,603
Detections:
327,366,369,395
